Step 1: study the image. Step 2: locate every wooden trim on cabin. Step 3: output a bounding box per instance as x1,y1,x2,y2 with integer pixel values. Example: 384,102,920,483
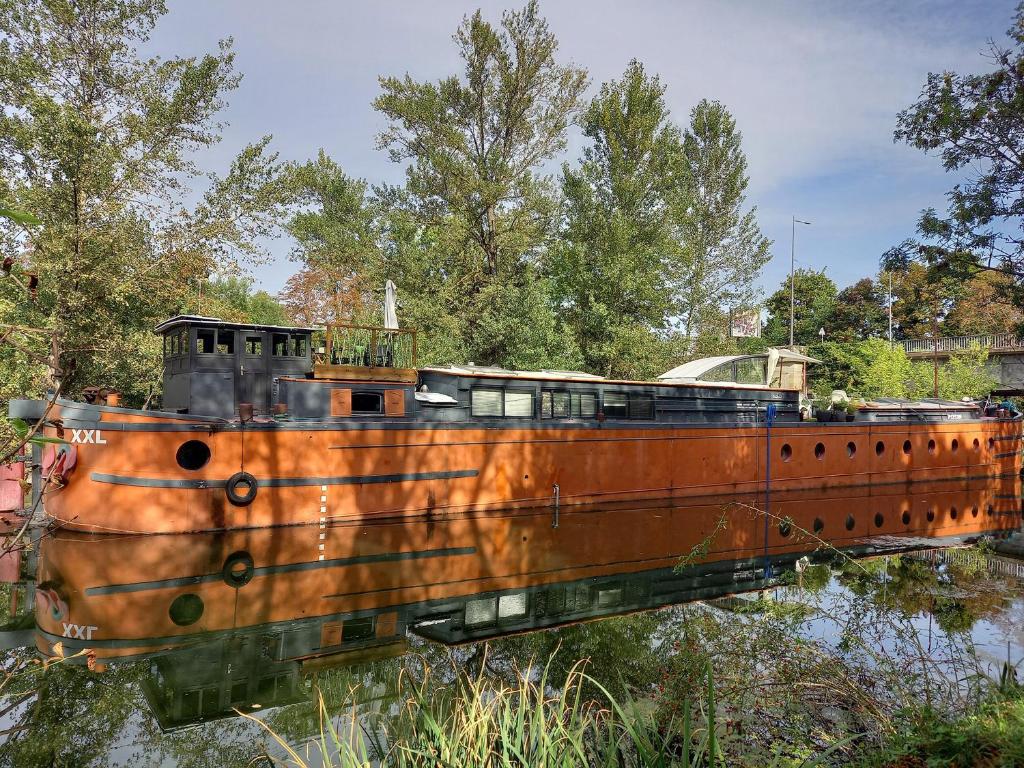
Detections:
330,388,352,417
313,363,417,383
384,389,406,417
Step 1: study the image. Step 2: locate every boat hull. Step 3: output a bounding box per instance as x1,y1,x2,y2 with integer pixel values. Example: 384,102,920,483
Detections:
38,401,1024,534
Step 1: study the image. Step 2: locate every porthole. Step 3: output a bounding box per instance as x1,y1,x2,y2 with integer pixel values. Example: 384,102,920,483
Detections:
971,506,979,518
846,441,857,458
902,511,911,525
781,444,793,462
176,440,211,471
987,505,995,516
169,593,204,626
973,438,981,451
927,508,935,522
876,441,885,456
950,506,958,520
813,517,824,534
779,520,792,538
874,512,884,528
951,439,959,453
928,439,937,455
903,440,912,455
845,514,855,531
814,442,826,460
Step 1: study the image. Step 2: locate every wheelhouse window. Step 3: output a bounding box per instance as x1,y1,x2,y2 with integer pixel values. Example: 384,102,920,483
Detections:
471,388,535,418
245,336,262,356
351,391,384,414
272,332,309,358
196,328,216,355
602,391,654,420
217,330,234,355
541,390,571,419
697,357,767,385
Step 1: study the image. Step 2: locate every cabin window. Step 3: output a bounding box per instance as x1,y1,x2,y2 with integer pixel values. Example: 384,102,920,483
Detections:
541,390,571,419
291,335,307,357
352,391,384,414
471,389,503,417
698,361,735,382
168,333,178,357
196,328,215,354
629,395,654,419
217,330,234,355
603,392,628,418
465,597,498,625
471,388,535,418
272,333,289,356
735,358,767,385
504,390,534,417
245,336,262,356
574,392,597,418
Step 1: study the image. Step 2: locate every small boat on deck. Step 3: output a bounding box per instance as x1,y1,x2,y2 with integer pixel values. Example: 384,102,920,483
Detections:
9,315,1023,534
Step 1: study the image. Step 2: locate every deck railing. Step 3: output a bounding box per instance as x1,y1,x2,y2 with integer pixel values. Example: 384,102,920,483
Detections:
324,324,417,369
900,333,1020,354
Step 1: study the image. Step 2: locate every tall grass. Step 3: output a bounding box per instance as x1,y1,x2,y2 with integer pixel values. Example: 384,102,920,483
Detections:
244,653,851,767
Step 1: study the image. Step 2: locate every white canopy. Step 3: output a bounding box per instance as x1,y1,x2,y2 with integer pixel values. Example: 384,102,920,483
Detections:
658,350,820,383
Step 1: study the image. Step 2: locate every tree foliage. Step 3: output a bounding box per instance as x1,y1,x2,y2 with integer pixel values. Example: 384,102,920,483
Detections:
0,0,285,404
763,269,837,346
886,3,1024,313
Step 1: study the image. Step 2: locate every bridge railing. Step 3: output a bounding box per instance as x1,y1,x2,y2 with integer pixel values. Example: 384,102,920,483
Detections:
901,333,1020,354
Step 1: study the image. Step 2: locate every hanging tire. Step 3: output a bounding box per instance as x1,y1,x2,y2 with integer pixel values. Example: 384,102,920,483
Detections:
222,550,255,588
225,471,258,506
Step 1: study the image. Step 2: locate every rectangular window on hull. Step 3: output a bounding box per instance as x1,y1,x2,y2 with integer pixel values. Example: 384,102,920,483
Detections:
470,388,536,418
602,391,655,420
541,390,571,419
603,392,628,419
574,392,597,418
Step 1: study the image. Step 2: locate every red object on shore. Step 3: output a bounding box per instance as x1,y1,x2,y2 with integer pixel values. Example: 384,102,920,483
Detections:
0,462,24,512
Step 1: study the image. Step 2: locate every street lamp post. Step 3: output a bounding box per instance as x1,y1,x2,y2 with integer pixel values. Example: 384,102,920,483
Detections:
789,216,811,346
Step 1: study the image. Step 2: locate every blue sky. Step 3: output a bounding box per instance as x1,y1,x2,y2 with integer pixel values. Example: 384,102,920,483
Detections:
147,0,1019,297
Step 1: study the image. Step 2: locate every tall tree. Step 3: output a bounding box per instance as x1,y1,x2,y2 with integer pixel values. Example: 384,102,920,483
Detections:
762,269,837,346
830,278,887,342
550,60,683,378
370,1,587,367
885,4,1024,310
672,99,771,343
0,0,285,404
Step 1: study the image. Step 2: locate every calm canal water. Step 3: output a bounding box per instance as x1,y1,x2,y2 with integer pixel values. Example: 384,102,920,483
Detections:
1,483,1022,766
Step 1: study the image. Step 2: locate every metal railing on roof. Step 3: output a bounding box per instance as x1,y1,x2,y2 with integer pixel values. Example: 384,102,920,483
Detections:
900,333,1021,354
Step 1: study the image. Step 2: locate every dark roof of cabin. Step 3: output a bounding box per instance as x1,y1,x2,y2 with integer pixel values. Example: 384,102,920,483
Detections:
154,315,320,335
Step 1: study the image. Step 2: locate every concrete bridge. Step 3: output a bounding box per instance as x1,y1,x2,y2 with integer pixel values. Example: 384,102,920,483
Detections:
900,333,1024,395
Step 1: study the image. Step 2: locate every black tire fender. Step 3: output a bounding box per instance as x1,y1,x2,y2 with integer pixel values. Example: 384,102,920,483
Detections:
225,471,257,506
222,550,255,588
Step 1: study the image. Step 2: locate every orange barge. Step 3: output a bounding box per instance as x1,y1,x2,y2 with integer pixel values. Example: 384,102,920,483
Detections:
10,316,1022,534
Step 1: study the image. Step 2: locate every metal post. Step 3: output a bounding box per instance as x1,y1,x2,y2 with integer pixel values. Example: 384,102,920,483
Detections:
789,217,811,347
888,272,893,346
552,483,560,529
933,336,939,398
763,403,776,578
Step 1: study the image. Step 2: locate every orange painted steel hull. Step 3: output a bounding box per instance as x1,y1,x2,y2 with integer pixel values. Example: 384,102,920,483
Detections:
35,482,1023,663
44,403,1023,533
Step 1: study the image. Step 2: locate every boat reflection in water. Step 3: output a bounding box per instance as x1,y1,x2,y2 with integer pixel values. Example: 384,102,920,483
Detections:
32,481,1022,729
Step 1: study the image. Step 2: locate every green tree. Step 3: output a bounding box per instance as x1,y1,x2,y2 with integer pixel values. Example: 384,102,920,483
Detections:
763,269,837,346
886,4,1024,311
550,60,683,378
830,278,887,341
366,2,587,369
673,99,771,344
0,0,285,404
197,276,289,326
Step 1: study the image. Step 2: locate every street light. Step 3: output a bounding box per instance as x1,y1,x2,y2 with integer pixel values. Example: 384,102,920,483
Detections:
790,216,812,346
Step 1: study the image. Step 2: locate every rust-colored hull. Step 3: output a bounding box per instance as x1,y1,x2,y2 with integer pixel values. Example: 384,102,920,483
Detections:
42,402,1023,533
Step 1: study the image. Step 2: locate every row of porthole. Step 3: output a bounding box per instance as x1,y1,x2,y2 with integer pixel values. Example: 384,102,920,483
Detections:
777,504,1002,537
780,436,995,462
